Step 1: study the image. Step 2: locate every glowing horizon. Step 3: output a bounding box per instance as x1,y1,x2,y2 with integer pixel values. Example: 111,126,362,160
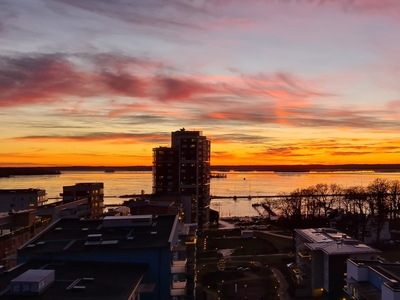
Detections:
1,0,400,167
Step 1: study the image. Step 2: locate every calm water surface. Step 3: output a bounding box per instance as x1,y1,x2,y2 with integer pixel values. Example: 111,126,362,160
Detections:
1,171,400,217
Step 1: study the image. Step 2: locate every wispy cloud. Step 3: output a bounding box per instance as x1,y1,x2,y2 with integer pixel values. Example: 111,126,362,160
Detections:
2,51,400,132
10,132,170,144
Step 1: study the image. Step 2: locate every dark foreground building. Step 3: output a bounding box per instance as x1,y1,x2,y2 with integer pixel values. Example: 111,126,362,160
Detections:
15,215,190,300
0,260,148,300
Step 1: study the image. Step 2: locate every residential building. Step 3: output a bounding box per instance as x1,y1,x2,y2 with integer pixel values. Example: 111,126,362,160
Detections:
153,128,211,229
61,183,104,219
294,228,380,298
124,198,184,221
0,259,149,300
0,210,51,270
17,214,189,300
0,189,47,212
36,198,91,221
345,259,400,300
105,206,131,216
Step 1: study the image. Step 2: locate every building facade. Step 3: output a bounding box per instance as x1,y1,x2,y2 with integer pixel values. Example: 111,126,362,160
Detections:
153,128,211,229
346,259,400,300
0,189,47,212
61,183,104,219
294,228,380,298
0,210,51,270
17,215,189,300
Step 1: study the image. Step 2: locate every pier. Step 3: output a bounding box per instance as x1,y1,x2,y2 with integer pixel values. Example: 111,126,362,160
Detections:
211,195,281,200
210,173,227,178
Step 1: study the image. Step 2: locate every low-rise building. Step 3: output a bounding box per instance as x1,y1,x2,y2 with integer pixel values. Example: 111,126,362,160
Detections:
36,198,91,221
346,259,400,300
61,183,104,219
294,228,380,298
17,214,188,300
0,259,149,299
0,210,51,270
0,189,47,212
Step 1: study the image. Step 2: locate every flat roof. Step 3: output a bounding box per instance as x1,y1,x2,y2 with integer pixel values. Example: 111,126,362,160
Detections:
295,228,335,243
0,189,45,194
296,228,379,255
307,241,379,255
0,260,148,300
19,215,177,254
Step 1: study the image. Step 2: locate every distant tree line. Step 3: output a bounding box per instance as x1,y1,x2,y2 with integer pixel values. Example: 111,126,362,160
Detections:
265,178,400,243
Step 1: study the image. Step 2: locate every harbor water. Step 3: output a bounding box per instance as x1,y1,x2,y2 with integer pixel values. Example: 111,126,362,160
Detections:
1,171,400,217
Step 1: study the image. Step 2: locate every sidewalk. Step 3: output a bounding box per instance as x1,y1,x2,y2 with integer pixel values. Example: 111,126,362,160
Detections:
271,267,291,300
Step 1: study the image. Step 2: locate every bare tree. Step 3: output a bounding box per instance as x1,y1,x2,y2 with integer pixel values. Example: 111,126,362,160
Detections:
367,178,390,244
388,180,400,219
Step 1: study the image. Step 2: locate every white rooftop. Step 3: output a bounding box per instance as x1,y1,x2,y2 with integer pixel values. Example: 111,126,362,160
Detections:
11,269,53,283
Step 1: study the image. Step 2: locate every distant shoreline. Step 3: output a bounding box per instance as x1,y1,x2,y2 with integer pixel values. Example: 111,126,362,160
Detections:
1,164,400,178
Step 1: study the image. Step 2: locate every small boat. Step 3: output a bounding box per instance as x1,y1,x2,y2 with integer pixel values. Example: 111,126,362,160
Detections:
104,169,115,173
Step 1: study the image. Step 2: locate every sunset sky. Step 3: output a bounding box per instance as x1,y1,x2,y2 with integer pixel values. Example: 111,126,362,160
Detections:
1,0,400,166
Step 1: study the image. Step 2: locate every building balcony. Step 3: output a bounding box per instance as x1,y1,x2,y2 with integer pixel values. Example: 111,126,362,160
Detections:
171,280,187,297
171,259,187,274
298,251,311,259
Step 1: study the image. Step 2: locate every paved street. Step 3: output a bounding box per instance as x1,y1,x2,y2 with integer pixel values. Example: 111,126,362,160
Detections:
271,267,291,300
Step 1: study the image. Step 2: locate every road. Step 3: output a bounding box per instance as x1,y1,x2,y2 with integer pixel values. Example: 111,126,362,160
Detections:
271,267,291,300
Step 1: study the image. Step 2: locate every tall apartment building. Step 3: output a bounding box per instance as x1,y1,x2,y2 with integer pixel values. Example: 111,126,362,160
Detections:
61,183,104,219
153,128,211,229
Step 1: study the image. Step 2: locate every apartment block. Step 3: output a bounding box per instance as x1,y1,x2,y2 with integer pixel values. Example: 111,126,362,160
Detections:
294,228,380,298
0,210,51,270
17,214,189,300
0,259,148,299
346,259,400,300
0,189,47,212
153,128,211,229
61,183,104,219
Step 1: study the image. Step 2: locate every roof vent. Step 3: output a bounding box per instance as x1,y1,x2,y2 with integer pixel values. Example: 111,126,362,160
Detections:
87,234,102,242
84,234,102,246
72,286,86,292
